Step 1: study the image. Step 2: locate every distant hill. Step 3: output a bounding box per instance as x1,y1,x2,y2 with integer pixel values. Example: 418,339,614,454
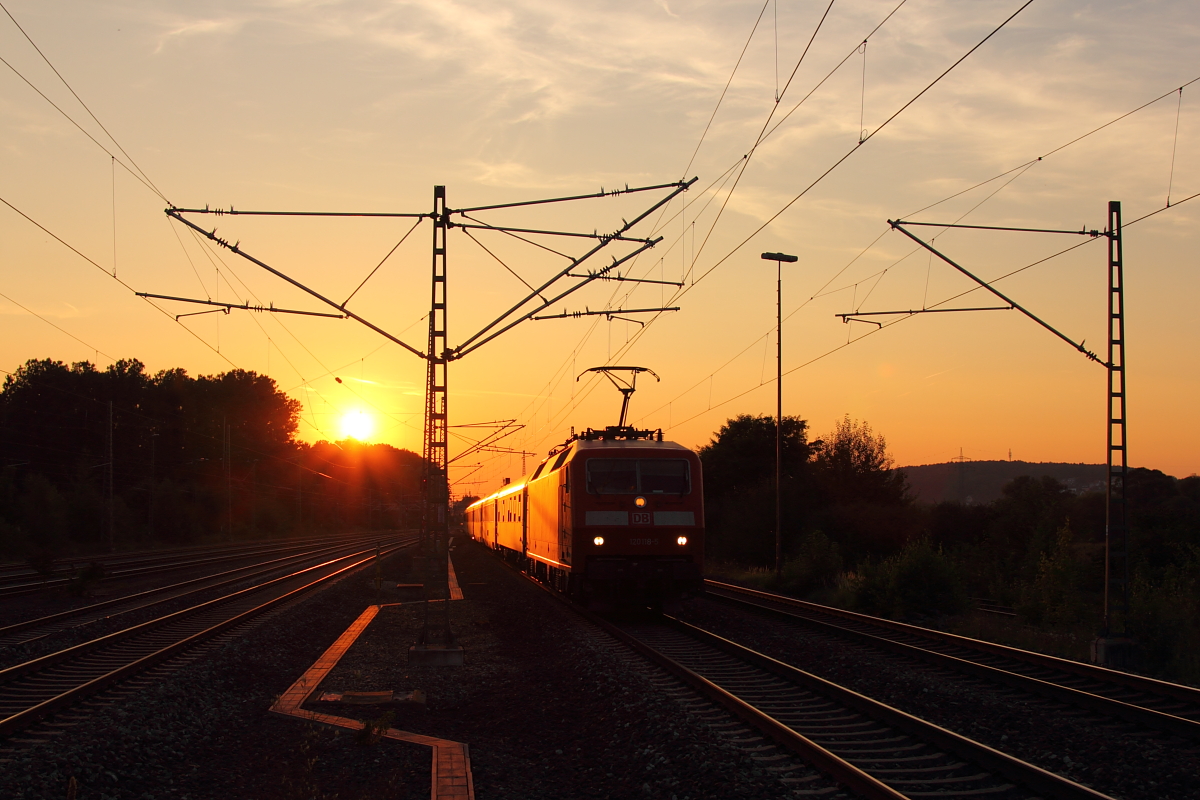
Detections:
898,460,1107,505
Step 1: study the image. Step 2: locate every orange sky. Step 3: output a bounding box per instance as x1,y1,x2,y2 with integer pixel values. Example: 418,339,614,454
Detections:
2,0,1198,499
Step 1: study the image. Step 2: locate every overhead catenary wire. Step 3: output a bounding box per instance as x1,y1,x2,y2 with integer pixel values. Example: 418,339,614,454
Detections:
497,0,958,467
0,1,169,203
0,194,237,368
539,0,1038,445
0,289,117,362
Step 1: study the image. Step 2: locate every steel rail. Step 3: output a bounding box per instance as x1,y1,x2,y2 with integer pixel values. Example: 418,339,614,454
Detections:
0,536,412,644
0,539,402,687
487,544,1103,799
591,612,906,799
0,532,378,578
0,541,408,737
0,533,391,598
704,586,1200,740
705,580,1200,708
652,616,1114,800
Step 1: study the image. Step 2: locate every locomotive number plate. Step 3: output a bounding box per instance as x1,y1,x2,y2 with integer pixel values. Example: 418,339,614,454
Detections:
631,512,652,525
630,537,659,546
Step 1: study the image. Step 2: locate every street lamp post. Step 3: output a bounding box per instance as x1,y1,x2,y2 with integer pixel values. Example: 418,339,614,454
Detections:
762,251,798,581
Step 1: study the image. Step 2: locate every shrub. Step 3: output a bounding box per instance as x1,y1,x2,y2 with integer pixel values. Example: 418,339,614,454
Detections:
1017,522,1087,625
774,530,843,597
847,538,969,618
1129,544,1200,684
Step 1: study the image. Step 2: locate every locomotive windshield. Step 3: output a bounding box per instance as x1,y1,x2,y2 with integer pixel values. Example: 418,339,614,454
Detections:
586,459,690,495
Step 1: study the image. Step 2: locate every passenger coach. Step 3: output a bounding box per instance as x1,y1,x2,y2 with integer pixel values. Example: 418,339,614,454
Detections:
466,426,704,609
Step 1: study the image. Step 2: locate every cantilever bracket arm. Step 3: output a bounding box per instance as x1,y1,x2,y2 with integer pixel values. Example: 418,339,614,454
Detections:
136,292,346,319
450,177,696,359
888,220,1107,366
166,208,426,360
450,233,668,360
532,306,678,321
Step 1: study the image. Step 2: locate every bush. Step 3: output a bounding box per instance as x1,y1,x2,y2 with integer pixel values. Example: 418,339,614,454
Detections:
846,538,969,618
1017,522,1087,625
774,530,842,597
1129,544,1200,684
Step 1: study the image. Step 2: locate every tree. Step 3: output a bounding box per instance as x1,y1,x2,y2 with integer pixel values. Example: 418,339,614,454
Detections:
812,415,909,506
699,414,814,562
807,415,915,563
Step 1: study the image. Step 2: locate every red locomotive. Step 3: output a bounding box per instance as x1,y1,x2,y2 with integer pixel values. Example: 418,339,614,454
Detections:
465,368,704,609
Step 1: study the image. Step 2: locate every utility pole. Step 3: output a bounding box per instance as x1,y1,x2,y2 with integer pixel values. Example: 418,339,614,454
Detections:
423,185,449,556
107,401,115,552
149,431,157,541
1104,200,1128,638
224,417,233,540
250,460,258,539
762,251,797,581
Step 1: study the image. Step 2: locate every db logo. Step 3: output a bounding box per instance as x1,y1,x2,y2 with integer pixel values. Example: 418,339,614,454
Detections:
631,512,652,525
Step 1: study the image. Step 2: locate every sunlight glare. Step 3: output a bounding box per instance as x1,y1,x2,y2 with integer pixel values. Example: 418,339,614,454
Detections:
339,409,374,441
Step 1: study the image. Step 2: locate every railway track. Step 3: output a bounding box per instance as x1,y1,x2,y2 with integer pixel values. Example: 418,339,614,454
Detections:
0,537,413,744
607,615,1113,800
490,547,1109,799
703,580,1200,741
0,535,408,651
0,533,390,598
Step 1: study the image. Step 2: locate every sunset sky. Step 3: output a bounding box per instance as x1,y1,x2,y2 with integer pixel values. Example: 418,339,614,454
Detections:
2,0,1198,497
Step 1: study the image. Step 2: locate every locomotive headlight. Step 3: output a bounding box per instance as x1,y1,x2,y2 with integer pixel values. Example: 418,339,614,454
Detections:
593,536,605,546
634,496,647,507
676,536,688,546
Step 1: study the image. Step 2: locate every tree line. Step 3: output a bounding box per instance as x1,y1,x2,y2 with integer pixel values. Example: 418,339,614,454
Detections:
0,358,430,565
701,413,1200,682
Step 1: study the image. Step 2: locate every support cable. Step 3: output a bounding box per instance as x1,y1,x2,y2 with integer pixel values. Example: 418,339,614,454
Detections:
461,228,548,301
1168,87,1183,207
859,40,868,143
343,218,424,306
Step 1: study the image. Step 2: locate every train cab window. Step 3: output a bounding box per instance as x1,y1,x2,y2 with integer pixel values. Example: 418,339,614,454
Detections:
551,448,572,471
586,459,638,494
640,460,691,494
586,458,691,494
530,462,547,481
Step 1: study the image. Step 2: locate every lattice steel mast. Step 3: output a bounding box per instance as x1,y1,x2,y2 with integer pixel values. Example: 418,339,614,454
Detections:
842,203,1130,654
1105,201,1128,635
423,186,450,551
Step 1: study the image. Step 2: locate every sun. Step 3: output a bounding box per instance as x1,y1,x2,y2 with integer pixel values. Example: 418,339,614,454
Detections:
339,409,374,441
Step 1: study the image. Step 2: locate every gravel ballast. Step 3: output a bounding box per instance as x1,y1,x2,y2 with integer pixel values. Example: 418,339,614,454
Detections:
3,540,830,799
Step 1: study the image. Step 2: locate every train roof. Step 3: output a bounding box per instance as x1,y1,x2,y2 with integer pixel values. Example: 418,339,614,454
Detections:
464,431,695,510
569,438,692,452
